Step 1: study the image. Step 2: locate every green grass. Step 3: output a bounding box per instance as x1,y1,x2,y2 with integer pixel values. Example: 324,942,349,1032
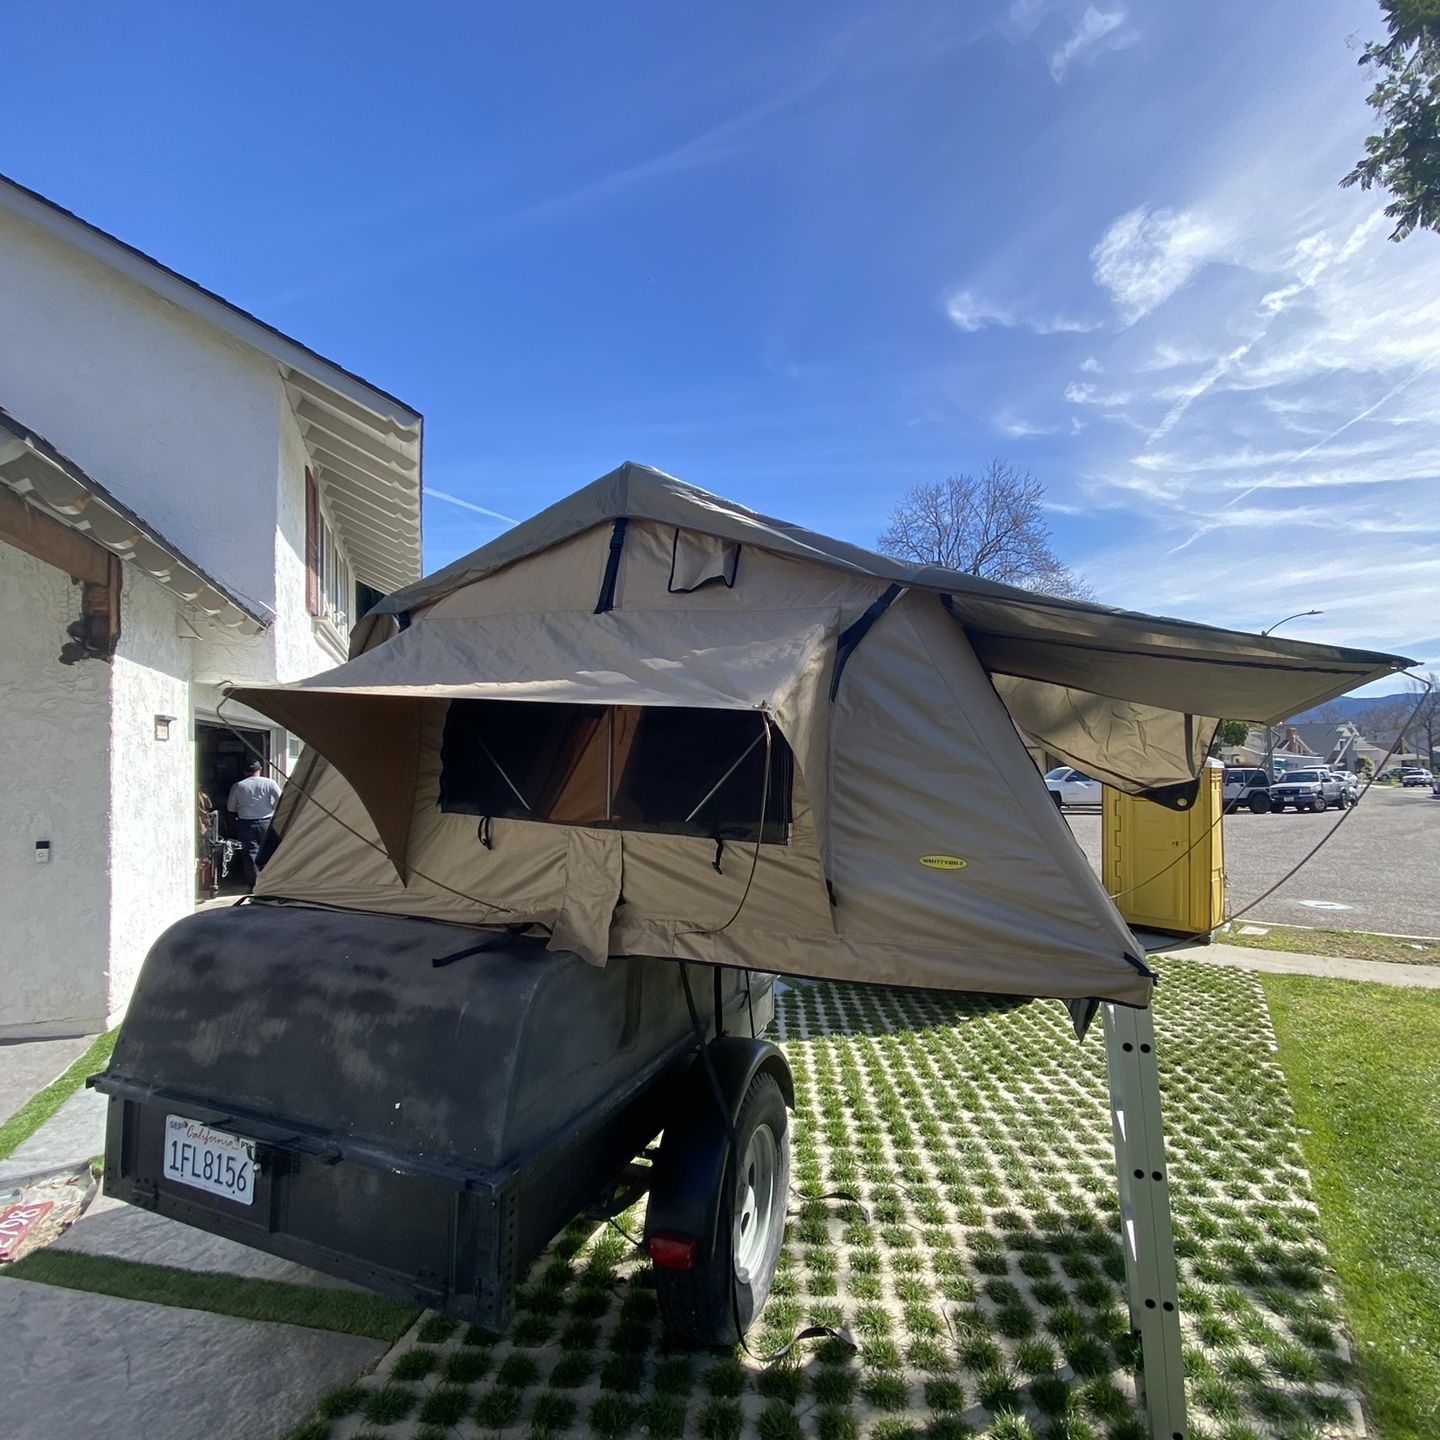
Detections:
1264,974,1440,1440
1,1250,418,1339
281,962,1368,1439
1222,923,1440,965
0,1029,119,1159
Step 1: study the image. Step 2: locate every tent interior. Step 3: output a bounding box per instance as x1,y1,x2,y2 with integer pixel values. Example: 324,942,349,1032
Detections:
230,464,1412,1015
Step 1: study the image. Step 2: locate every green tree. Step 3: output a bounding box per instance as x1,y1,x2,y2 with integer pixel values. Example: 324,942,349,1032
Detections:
1216,719,1250,748
1209,719,1252,756
1342,1,1440,240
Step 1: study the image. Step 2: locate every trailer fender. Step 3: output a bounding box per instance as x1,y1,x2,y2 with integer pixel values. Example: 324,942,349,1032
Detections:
643,1036,792,1264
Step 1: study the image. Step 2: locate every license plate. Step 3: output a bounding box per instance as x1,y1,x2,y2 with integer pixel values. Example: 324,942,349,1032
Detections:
163,1115,255,1205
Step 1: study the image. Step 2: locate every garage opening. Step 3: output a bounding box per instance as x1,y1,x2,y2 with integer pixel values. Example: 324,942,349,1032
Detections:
196,719,271,896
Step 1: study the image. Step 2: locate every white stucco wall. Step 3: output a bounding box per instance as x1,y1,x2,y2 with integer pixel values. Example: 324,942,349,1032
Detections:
106,570,195,1026
0,206,398,1035
0,206,282,613
0,544,112,1037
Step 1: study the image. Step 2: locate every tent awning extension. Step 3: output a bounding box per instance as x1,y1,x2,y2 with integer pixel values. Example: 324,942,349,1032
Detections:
230,606,837,875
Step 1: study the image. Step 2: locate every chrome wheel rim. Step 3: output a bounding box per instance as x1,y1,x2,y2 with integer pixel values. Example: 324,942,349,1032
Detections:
733,1123,779,1285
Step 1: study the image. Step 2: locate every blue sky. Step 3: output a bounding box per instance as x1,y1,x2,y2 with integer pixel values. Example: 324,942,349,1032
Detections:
6,1,1437,685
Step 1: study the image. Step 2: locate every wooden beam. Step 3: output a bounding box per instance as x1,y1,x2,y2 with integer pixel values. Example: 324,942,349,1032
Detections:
0,484,112,585
78,553,123,660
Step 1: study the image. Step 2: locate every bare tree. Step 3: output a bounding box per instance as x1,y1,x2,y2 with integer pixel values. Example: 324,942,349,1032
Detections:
1405,671,1439,769
877,460,1092,598
1362,678,1437,768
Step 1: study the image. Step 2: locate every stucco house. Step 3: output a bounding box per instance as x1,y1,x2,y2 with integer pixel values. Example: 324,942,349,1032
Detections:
0,173,422,1038
1219,725,1314,772
1285,722,1364,771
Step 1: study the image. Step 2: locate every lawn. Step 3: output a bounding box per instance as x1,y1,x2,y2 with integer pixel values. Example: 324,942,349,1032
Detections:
283,959,1360,1440
1264,975,1440,1440
1222,925,1440,967
3,1250,418,1341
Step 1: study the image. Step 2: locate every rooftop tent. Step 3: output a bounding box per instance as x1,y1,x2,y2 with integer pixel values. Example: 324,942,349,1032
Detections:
230,463,1412,1011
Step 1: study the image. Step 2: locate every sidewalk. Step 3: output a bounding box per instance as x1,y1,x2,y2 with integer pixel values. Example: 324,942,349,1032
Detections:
1154,939,1440,988
0,1034,390,1440
0,1034,95,1127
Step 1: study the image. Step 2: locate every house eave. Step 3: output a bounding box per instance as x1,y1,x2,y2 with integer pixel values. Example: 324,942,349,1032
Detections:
0,408,269,634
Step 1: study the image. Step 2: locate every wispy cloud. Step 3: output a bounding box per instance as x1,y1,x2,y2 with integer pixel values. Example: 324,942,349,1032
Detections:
1064,380,1132,406
945,289,1101,334
1090,206,1228,322
1049,6,1134,82
994,412,1060,437
425,488,518,525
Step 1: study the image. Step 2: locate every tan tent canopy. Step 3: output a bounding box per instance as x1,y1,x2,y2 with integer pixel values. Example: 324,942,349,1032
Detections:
380,463,1404,731
232,607,836,877
230,464,1412,1011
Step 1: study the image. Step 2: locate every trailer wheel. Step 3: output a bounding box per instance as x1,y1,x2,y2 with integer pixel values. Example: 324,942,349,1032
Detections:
651,1070,790,1346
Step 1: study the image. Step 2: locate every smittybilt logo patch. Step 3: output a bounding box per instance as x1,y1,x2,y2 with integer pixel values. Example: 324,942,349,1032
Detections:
918,854,968,871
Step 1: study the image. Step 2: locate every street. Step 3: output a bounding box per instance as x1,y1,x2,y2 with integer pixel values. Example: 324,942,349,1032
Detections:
1066,784,1440,939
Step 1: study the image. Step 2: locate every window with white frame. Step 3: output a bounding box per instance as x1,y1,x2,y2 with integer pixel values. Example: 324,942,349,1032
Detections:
305,468,352,634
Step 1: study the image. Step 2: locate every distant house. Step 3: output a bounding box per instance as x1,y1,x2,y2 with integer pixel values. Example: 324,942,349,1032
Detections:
0,173,423,1038
1285,722,1364,771
1220,725,1314,772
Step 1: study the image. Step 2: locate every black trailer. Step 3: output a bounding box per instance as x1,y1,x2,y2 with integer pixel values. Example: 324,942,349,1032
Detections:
91,902,792,1342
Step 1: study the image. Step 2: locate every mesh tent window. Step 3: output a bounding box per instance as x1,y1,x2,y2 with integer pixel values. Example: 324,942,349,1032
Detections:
438,700,794,844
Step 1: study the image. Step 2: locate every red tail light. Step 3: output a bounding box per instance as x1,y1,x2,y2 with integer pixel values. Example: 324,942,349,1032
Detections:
647,1232,698,1270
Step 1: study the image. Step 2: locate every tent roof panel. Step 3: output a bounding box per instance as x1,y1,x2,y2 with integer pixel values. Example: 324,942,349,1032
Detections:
375,463,1412,725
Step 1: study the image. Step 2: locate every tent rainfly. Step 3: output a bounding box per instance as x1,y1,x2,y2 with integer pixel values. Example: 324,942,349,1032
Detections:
232,463,1413,1013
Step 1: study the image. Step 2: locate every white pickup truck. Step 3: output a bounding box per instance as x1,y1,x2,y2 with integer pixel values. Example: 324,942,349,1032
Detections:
1044,766,1102,808
1268,768,1348,813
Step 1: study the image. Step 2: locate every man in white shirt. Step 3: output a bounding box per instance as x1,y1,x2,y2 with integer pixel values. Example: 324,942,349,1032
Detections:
227,760,283,890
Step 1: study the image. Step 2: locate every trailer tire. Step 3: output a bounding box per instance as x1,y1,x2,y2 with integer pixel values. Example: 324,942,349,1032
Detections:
651,1070,790,1347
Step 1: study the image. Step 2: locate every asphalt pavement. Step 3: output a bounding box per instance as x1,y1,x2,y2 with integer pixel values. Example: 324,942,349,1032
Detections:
1066,783,1440,938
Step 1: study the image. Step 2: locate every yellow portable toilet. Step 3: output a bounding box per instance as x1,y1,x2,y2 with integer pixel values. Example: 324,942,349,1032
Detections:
1102,758,1225,936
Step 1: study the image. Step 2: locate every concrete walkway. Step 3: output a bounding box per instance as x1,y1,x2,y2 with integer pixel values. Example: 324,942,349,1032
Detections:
1154,939,1440,988
0,1083,108,1185
0,1033,95,1127
0,1276,387,1440
0,1035,387,1439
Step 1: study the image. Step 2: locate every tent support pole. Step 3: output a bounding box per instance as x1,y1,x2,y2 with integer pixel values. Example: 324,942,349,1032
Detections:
1103,1001,1188,1440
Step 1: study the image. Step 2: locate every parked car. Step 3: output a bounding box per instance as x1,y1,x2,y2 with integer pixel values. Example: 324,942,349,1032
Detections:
1402,768,1435,787
1269,768,1348,812
1045,766,1102,807
1222,767,1271,813
1330,770,1361,807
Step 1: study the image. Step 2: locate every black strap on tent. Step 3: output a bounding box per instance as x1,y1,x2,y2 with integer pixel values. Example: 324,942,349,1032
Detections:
594,517,629,613
477,816,493,850
830,584,904,700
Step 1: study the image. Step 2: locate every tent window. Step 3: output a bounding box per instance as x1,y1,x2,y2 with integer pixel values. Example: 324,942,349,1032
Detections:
439,701,792,843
